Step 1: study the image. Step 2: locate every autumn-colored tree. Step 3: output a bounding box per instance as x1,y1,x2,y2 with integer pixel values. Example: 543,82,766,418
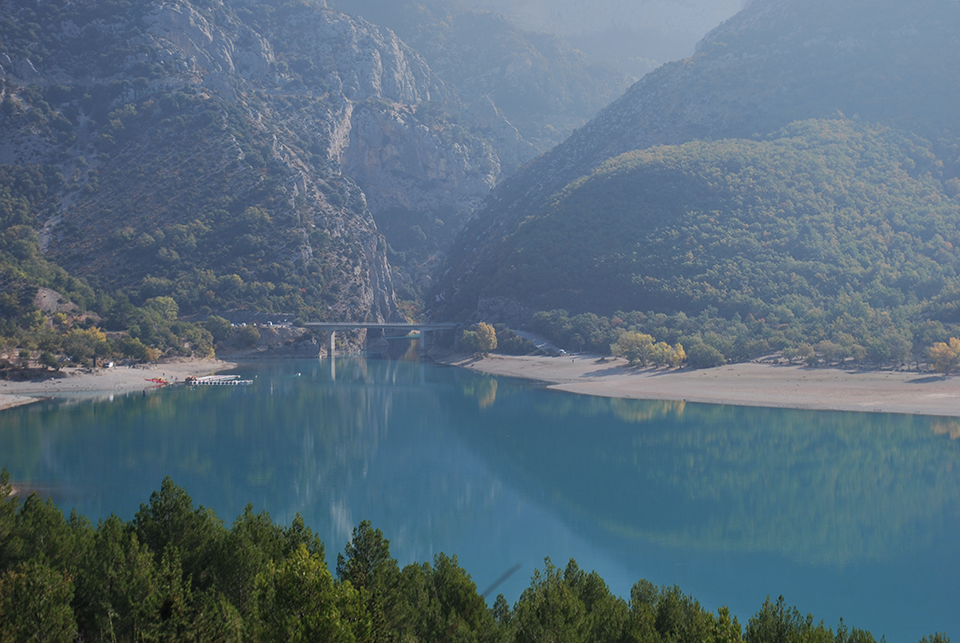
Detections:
611,331,654,365
475,322,497,353
460,322,497,354
928,338,960,374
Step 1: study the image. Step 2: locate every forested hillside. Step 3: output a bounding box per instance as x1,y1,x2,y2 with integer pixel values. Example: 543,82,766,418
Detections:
430,0,960,365
1,472,931,643
0,0,623,365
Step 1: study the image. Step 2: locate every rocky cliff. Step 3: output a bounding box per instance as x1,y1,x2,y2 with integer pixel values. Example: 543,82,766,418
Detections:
332,0,630,152
0,0,533,323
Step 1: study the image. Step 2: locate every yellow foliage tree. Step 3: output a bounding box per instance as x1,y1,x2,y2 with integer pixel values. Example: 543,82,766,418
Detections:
460,322,497,354
669,343,686,367
928,337,960,374
646,341,673,366
476,322,497,353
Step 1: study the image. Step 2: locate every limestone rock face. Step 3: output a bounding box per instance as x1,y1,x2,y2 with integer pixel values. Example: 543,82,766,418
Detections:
281,11,443,105
0,0,531,327
343,102,498,220
145,3,276,80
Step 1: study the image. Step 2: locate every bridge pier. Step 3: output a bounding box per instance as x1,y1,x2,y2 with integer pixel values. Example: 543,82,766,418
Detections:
306,322,458,361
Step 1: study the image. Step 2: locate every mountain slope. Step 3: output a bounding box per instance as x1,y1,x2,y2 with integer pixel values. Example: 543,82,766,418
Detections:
475,120,960,318
332,0,631,151
430,0,960,322
0,0,537,327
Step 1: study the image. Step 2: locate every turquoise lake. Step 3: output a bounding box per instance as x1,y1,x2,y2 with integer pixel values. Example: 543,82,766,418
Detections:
2,354,959,642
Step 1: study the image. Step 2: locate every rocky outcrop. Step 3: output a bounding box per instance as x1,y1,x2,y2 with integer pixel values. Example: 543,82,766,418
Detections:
330,0,630,151
279,10,445,105
343,101,498,220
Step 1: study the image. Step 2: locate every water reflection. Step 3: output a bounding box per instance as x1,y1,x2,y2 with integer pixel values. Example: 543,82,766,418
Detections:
462,392,960,564
1,357,959,641
931,418,960,440
462,375,499,409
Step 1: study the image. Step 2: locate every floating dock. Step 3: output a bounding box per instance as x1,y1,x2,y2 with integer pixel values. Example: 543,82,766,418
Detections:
186,375,253,386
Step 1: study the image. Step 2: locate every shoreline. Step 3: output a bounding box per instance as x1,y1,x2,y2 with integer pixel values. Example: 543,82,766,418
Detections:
440,354,960,418
2,353,956,418
0,358,237,411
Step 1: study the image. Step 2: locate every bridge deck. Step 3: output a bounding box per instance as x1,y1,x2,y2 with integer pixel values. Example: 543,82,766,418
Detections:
304,322,458,331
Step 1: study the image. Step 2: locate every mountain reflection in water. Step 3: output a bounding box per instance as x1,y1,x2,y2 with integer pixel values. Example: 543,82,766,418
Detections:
1,356,958,642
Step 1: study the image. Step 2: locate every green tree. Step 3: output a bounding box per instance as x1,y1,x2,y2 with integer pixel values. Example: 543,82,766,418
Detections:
713,606,743,643
154,545,194,642
0,470,18,563
39,350,58,370
337,520,401,643
513,558,587,643
0,493,85,575
74,515,157,642
62,327,110,366
336,520,397,593
431,553,496,641
204,315,233,343
744,595,833,643
144,296,179,322
218,505,287,615
132,477,224,590
252,544,369,643
118,335,154,361
686,343,725,369
237,325,261,347
0,557,77,643
563,559,629,643
190,588,244,643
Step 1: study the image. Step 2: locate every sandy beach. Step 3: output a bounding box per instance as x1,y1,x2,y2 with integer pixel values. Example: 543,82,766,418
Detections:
0,358,237,411
3,353,957,418
442,354,960,418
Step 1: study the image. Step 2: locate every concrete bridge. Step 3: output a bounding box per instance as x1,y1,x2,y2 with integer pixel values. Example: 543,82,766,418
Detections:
304,322,459,357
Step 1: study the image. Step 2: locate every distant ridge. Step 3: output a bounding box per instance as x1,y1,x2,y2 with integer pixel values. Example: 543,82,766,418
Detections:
430,0,960,323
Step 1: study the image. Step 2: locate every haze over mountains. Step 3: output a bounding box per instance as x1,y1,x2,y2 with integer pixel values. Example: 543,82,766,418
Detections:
465,0,745,76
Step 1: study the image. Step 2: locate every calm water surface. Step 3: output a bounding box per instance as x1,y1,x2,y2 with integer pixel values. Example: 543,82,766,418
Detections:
2,354,959,642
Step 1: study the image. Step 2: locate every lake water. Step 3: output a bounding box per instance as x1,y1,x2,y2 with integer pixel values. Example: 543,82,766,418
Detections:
2,354,959,642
